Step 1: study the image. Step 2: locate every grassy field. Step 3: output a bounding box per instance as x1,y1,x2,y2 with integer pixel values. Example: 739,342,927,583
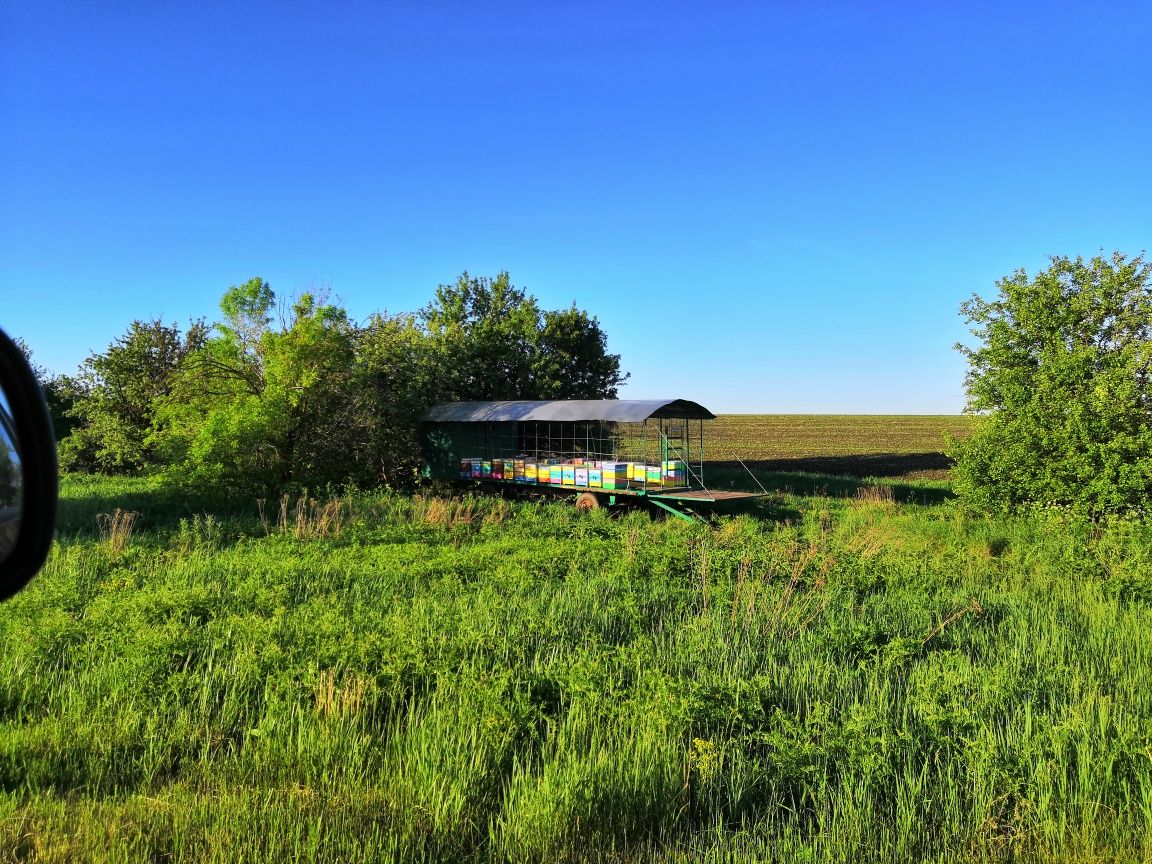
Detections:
0,462,1150,862
704,415,976,480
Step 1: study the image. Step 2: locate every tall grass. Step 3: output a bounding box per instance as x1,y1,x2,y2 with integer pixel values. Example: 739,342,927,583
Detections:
0,474,1150,861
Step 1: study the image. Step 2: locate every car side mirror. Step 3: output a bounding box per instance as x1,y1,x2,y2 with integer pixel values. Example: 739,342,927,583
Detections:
0,329,58,599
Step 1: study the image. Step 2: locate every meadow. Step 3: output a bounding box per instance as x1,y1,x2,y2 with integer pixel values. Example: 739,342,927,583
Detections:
2,416,1152,862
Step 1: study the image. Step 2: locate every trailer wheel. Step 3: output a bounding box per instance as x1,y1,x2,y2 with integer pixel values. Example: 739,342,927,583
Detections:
574,492,601,511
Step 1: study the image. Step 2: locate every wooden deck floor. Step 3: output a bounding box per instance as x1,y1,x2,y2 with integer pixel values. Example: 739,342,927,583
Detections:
655,490,763,502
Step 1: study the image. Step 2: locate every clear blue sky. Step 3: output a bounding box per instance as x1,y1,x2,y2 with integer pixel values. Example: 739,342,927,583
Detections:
2,1,1149,413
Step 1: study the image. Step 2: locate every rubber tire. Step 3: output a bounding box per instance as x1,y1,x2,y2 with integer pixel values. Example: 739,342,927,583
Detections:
574,492,601,511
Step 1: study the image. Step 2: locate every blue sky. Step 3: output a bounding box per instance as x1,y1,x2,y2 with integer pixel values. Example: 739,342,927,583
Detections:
2,1,1149,413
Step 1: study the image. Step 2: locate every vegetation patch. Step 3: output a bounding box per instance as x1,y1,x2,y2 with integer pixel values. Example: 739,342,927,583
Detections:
1,475,1150,862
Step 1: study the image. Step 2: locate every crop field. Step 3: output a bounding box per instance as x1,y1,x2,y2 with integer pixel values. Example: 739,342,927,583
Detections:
1,470,1150,862
704,415,976,480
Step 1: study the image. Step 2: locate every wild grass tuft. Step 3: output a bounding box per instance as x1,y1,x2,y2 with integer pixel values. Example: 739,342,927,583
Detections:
95,508,138,557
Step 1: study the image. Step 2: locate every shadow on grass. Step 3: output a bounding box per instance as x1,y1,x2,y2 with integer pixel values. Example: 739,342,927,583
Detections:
58,478,260,536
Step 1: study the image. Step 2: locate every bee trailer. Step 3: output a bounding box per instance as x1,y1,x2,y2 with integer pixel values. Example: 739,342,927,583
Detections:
421,399,763,520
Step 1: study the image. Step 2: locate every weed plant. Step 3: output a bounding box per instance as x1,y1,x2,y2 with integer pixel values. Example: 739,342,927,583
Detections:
0,474,1150,862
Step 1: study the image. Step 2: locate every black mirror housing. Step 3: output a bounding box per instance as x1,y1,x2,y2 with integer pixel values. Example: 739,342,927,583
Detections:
0,329,58,599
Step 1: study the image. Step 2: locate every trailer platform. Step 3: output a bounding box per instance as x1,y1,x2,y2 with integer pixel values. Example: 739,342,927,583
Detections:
650,490,762,502
448,478,765,522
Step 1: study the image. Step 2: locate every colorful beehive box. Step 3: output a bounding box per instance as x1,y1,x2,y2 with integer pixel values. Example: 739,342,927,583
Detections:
600,462,629,489
513,458,527,482
469,459,482,478
521,461,536,483
549,466,563,485
459,459,472,478
535,464,549,484
588,468,603,488
574,468,589,487
561,465,576,485
491,459,504,480
482,461,492,478
662,461,686,486
646,466,662,485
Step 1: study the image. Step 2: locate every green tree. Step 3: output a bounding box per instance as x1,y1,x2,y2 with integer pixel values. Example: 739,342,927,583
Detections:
951,251,1152,514
421,271,627,400
533,305,627,399
159,287,360,493
353,311,443,486
158,283,440,493
59,319,207,473
11,337,79,441
79,271,628,495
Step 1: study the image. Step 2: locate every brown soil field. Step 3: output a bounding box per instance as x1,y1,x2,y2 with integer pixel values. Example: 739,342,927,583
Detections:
702,414,976,480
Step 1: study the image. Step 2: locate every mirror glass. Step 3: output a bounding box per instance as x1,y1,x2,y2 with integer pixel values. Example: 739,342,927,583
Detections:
0,390,21,566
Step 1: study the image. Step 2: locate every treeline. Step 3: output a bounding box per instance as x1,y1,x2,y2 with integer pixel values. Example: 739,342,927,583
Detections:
37,272,626,494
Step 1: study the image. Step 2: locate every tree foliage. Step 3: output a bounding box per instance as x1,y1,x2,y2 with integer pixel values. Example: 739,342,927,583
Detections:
951,251,1152,514
59,319,207,473
421,271,627,400
157,290,364,494
49,272,627,493
12,337,79,442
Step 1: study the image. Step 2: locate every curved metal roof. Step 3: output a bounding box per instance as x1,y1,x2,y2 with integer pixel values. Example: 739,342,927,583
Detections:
423,399,716,422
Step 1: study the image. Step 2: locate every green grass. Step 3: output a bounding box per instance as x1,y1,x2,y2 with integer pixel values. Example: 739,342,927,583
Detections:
1,472,1151,862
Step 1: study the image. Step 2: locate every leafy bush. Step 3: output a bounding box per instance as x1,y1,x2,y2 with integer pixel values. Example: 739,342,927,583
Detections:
952,251,1152,515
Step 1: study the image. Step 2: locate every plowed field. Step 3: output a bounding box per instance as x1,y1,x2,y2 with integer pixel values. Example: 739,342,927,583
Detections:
703,414,976,478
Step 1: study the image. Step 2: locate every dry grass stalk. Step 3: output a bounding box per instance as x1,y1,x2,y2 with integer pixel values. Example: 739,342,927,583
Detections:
761,543,832,637
846,521,904,559
922,597,984,645
418,496,478,530
277,494,345,539
315,669,367,717
855,485,896,507
699,546,709,613
729,557,752,628
97,509,139,557
483,499,511,526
